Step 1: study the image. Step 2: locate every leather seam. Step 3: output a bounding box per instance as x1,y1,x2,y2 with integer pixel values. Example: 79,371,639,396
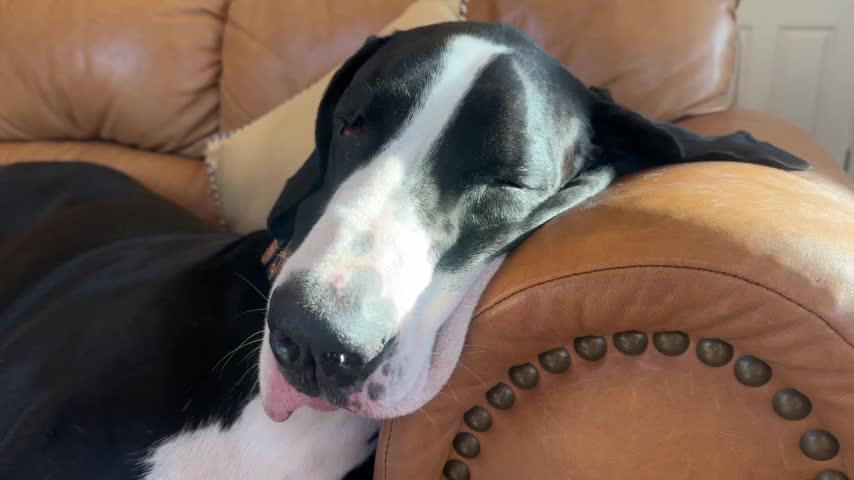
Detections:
474,264,854,350
382,418,394,480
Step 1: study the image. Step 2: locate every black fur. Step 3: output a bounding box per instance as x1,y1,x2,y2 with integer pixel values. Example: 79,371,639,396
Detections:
0,163,273,478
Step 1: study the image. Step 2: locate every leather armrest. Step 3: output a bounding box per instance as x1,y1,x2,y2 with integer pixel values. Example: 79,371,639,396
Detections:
378,111,854,479
0,141,220,226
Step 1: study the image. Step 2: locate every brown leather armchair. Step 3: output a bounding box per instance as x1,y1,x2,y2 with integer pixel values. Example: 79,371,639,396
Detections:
2,1,851,479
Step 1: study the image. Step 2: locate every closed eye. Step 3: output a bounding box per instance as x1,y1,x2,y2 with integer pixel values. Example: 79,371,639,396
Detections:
491,178,527,189
340,115,365,137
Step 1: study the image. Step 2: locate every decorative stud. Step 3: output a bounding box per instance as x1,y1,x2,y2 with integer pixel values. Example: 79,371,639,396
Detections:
772,388,812,421
696,338,734,367
464,406,492,432
613,331,648,355
653,331,690,356
574,336,607,361
538,347,571,373
816,470,848,480
443,459,470,480
486,383,515,410
509,363,539,389
453,432,480,458
734,355,772,387
800,429,840,461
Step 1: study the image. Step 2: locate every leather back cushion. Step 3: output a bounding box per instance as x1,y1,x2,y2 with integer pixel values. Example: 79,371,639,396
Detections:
219,0,418,131
469,0,739,121
0,0,737,157
0,0,227,157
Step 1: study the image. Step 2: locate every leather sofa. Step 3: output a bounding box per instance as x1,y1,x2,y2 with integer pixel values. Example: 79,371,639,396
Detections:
1,1,851,479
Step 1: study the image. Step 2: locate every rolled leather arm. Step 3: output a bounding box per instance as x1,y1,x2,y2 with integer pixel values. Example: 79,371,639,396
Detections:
377,111,854,480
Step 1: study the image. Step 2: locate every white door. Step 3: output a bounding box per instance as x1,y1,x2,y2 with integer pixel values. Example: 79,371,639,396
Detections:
734,0,854,174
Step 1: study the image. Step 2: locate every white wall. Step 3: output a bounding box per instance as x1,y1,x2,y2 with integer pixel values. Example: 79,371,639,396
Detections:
734,0,854,175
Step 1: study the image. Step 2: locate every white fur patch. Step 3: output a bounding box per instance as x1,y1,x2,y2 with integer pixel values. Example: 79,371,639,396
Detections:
142,398,378,480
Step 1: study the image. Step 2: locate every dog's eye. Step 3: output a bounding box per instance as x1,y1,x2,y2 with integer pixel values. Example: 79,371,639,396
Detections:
340,115,365,137
492,178,527,189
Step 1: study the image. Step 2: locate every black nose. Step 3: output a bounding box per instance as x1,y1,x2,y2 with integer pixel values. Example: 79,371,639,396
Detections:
272,335,300,364
269,328,367,388
267,270,394,393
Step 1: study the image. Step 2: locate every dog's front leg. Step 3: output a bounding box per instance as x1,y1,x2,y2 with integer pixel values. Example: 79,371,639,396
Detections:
142,396,378,480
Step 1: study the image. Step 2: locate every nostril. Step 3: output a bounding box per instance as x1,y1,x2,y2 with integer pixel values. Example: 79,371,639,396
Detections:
274,335,301,364
324,352,364,369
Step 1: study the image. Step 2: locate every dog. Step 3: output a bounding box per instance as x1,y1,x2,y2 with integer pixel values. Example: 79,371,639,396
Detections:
0,22,808,479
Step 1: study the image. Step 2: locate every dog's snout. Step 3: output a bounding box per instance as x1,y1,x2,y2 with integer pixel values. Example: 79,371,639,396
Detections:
270,328,367,389
269,306,366,389
267,270,396,394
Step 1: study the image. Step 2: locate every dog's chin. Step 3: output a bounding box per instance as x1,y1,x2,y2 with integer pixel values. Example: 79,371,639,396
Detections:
353,323,464,419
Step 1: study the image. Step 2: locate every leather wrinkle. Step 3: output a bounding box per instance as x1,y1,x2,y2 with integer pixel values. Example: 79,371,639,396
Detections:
474,264,853,350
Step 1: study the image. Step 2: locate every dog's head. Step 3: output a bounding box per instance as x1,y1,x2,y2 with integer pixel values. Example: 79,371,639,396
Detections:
258,22,808,421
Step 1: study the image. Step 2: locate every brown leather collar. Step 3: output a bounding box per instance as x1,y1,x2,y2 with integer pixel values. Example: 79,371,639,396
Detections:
260,240,292,281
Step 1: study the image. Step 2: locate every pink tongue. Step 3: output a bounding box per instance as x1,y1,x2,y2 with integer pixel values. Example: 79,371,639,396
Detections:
262,350,337,422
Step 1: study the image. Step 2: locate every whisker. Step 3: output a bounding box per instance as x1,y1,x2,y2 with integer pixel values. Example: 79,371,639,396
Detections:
233,272,269,302
461,344,497,351
211,331,265,373
233,307,268,319
431,352,487,386
453,363,487,386
234,360,260,389
417,407,438,429
458,350,491,356
237,343,264,365
443,382,458,400
433,390,459,403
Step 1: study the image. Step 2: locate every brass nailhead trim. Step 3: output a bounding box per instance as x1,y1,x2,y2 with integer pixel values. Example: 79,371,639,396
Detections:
772,388,812,421
509,363,539,389
453,432,480,458
463,406,492,432
696,338,734,367
734,355,772,387
574,336,607,361
538,347,571,373
816,470,848,480
653,331,690,356
800,429,840,461
449,333,847,480
613,331,648,355
486,383,515,410
443,459,470,480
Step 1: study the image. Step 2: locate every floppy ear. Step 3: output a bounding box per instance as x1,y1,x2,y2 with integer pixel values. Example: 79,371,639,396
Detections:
267,35,390,242
518,87,812,247
587,87,811,177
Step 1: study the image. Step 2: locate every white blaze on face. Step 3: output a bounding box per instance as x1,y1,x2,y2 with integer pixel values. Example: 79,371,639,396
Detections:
274,35,509,316
263,35,511,417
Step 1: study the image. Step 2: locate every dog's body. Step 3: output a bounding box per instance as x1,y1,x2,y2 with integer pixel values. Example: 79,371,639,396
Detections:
0,162,378,479
1,22,808,479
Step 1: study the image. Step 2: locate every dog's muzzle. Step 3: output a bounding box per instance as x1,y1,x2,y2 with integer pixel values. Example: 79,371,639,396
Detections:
266,268,396,399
